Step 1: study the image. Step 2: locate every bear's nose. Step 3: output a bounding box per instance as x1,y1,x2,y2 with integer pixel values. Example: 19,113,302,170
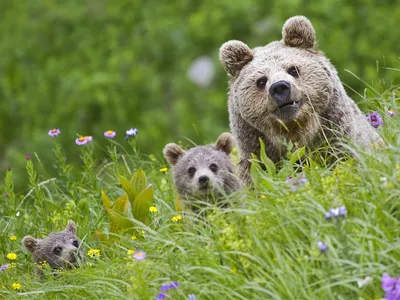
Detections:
198,175,209,185
269,80,291,104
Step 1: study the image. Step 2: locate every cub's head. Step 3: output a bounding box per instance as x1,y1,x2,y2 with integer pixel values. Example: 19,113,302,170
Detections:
23,220,83,270
220,16,336,136
163,133,240,200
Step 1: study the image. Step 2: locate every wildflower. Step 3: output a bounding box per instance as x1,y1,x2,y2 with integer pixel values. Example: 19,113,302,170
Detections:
7,166,11,171
126,128,139,138
87,249,101,258
48,129,61,137
156,293,166,300
9,235,16,241
75,137,88,146
6,253,17,260
387,109,396,116
172,215,182,222
0,264,10,272
259,194,266,199
131,235,137,241
325,205,347,220
160,167,168,173
12,283,21,290
127,250,134,255
230,267,237,274
133,250,146,261
382,273,400,300
286,175,308,191
160,281,179,291
84,136,93,142
357,276,373,288
104,130,116,139
365,112,383,128
149,206,158,213
85,262,93,267
317,241,328,253
188,294,197,300
25,154,31,160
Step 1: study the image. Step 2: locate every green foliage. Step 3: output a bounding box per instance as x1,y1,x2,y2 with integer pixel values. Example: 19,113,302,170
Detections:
1,0,399,190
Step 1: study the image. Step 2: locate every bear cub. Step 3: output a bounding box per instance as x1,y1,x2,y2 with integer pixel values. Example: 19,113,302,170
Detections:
23,220,83,277
163,132,241,209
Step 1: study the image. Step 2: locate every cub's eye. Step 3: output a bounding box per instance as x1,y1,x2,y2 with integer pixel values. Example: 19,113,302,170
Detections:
256,76,268,89
53,246,63,256
188,167,196,177
72,240,79,248
287,66,300,77
209,163,218,173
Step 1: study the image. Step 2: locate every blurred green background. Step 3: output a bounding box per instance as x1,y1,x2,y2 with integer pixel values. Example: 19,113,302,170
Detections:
0,0,399,188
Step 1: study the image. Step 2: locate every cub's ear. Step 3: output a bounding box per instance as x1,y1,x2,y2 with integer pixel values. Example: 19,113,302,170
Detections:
215,132,235,155
282,16,317,49
65,220,77,235
219,40,253,77
163,143,185,166
23,236,39,253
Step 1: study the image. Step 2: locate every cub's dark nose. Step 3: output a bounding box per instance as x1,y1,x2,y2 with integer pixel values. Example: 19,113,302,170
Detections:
269,80,291,104
198,175,209,185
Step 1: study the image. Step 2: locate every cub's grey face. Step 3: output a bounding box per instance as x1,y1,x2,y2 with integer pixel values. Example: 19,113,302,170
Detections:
173,146,235,197
23,220,83,270
232,44,334,131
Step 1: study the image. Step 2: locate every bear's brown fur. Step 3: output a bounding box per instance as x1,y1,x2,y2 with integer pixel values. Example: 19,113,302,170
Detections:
219,16,382,184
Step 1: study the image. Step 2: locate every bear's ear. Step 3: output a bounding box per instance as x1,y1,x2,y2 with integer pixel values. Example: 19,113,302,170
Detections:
163,143,185,166
282,16,317,49
23,236,39,253
65,220,76,235
215,132,234,155
219,40,254,77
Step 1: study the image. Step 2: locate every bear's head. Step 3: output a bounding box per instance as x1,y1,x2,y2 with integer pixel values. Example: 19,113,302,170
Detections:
219,16,337,140
163,133,240,199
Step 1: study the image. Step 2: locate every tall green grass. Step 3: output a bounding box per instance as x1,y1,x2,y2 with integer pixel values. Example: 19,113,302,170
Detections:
1,87,399,299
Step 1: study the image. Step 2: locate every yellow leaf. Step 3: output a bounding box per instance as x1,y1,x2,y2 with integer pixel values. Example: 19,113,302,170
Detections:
101,190,112,209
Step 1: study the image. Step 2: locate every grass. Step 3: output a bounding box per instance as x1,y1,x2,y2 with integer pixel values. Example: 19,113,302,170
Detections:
1,89,399,300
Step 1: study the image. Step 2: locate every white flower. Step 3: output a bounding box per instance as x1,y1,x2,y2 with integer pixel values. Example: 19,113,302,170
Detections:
357,276,373,288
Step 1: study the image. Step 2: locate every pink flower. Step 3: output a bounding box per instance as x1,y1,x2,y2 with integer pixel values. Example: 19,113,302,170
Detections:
132,250,146,261
104,130,116,139
84,136,93,142
48,129,61,137
75,137,88,146
25,154,31,160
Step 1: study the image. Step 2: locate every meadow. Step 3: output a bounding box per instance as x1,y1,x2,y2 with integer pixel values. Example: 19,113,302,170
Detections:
0,84,399,300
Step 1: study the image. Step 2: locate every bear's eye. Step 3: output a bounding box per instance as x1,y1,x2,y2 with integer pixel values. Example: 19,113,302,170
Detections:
209,164,218,173
188,167,196,177
53,246,63,256
256,76,268,89
287,66,300,77
72,240,79,248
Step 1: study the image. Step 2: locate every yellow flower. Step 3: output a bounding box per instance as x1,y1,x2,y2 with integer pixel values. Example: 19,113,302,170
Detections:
259,195,266,199
12,283,21,290
160,167,168,173
131,235,137,241
171,215,182,222
230,267,237,274
127,249,135,255
149,206,158,213
6,253,17,260
9,235,17,241
87,249,101,258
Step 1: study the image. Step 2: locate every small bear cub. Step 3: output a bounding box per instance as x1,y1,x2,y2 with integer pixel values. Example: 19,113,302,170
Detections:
163,132,241,207
23,220,83,277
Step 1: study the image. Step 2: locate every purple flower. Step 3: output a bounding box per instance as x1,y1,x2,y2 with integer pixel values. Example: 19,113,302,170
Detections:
382,273,400,300
156,293,166,300
160,281,179,291
75,137,88,146
25,154,31,160
188,294,197,300
7,166,11,171
387,109,396,117
48,129,61,137
317,241,328,253
324,211,332,220
104,130,116,139
338,205,347,216
125,128,139,139
133,250,146,261
325,205,347,220
366,112,383,128
0,264,10,272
